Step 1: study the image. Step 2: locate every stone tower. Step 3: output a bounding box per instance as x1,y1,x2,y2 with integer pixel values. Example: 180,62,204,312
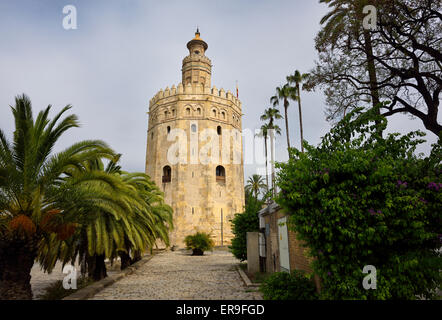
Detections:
145,30,245,248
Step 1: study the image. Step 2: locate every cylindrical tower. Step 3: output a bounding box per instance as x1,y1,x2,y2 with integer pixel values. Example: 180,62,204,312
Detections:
145,30,245,248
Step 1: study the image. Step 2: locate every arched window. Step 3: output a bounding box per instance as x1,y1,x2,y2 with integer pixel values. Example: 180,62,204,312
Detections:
221,111,226,120
167,126,171,134
191,124,197,133
197,107,201,115
172,109,176,116
212,109,217,118
216,165,225,182
217,126,222,135
162,165,171,183
164,110,168,118
186,107,191,116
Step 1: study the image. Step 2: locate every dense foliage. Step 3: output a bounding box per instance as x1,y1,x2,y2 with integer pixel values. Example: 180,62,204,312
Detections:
276,107,442,299
36,158,173,280
184,232,214,255
229,195,262,261
260,270,318,300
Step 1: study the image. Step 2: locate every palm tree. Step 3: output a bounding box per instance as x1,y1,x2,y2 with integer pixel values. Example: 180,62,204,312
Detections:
256,124,270,192
37,157,173,280
260,108,282,196
318,0,380,110
0,94,115,299
270,84,297,157
287,70,309,153
260,107,282,131
245,175,267,199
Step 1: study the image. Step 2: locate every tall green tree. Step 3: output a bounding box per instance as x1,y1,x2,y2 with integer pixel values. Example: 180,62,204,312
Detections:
270,84,297,156
0,94,115,299
260,108,282,195
287,70,309,153
317,0,380,110
245,174,267,199
256,124,270,192
229,194,263,261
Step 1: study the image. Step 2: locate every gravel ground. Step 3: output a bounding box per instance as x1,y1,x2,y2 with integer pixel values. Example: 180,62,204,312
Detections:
90,250,262,300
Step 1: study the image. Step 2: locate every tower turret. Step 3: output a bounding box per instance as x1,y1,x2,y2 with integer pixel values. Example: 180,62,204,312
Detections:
182,29,212,88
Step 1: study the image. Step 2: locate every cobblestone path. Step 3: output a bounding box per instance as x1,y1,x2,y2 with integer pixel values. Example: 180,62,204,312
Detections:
91,250,262,300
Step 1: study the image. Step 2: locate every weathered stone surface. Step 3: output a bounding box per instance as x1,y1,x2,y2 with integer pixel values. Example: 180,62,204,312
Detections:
90,250,261,300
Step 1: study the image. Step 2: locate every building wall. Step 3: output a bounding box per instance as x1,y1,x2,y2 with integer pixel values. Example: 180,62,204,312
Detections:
263,208,314,274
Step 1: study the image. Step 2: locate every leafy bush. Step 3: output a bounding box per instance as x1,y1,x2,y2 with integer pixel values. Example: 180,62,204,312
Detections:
276,107,442,299
229,195,262,261
260,270,318,300
184,232,214,255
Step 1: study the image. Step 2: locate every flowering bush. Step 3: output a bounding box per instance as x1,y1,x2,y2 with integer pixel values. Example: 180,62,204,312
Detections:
276,107,442,299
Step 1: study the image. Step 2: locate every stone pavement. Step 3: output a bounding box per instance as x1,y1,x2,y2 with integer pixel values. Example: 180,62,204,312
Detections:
90,249,262,300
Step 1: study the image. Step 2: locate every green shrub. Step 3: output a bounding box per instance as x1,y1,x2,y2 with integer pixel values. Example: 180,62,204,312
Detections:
276,107,442,299
260,270,318,300
229,195,262,261
184,232,214,255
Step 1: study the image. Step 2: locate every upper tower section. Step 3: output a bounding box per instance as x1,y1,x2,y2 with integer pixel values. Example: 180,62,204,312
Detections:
182,29,212,88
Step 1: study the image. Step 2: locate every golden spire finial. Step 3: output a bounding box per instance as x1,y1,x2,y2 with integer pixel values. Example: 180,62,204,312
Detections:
194,26,201,39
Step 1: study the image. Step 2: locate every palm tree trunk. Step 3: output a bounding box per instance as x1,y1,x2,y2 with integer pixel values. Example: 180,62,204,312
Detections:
284,99,291,157
0,236,38,300
296,84,305,153
269,129,276,196
120,251,132,270
132,250,142,264
87,254,107,281
264,134,269,193
363,30,383,137
363,30,380,109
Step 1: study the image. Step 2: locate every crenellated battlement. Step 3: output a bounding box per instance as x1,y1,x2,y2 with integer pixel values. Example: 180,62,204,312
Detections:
149,83,241,109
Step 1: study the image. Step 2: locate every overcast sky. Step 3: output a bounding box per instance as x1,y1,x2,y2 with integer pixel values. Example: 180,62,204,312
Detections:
0,0,439,182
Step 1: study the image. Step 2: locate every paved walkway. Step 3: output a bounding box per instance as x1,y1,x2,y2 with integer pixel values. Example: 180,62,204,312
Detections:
90,250,261,300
